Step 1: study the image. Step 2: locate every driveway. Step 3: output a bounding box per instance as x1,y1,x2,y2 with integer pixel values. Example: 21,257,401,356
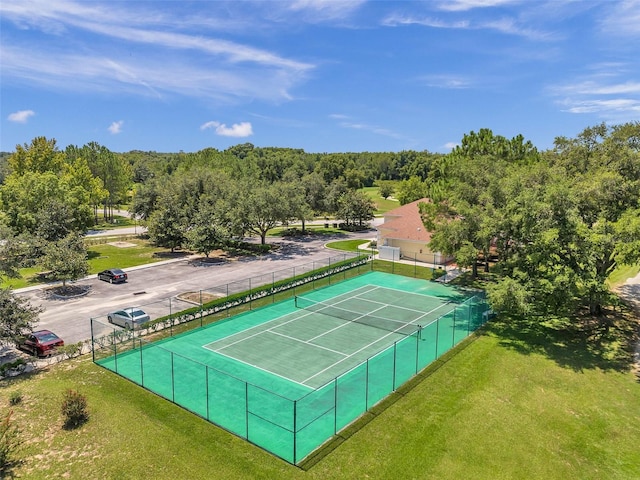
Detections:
615,271,640,377
16,229,378,344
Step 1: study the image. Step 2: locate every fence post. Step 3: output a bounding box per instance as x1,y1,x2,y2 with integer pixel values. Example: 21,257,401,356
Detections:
452,307,456,345
205,367,210,420
90,319,96,362
171,352,175,402
245,383,250,439
293,399,297,465
200,290,203,327
139,341,144,386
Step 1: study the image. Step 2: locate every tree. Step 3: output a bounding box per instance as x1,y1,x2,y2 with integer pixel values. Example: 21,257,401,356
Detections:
80,142,131,221
337,190,375,228
376,180,395,200
227,181,292,244
34,199,78,242
146,199,186,252
8,136,65,176
185,197,230,257
42,234,89,288
395,176,426,205
0,288,42,346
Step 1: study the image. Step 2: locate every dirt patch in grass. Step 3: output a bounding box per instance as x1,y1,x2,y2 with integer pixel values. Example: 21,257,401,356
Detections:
107,241,137,248
177,291,223,305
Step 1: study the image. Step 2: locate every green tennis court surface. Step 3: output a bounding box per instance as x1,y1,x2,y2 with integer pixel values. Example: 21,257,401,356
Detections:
94,271,490,464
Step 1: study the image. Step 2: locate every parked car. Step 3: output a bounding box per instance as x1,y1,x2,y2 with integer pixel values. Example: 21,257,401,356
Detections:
107,308,150,329
18,330,64,357
98,268,128,284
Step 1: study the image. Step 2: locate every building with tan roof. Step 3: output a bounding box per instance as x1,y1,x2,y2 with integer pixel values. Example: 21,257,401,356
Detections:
376,198,452,265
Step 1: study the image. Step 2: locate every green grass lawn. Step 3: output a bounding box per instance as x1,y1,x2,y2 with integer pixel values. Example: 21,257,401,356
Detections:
89,214,137,230
608,263,640,288
325,239,372,253
2,238,172,290
2,310,639,479
361,186,400,214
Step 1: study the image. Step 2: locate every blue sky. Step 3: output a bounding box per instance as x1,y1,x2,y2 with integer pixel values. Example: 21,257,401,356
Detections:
1,0,639,154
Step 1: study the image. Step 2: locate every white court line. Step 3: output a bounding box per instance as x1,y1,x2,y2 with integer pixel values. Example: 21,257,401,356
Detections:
205,308,317,352
269,330,349,357
301,302,406,385
367,283,463,302
204,283,449,388
207,284,381,352
210,346,313,390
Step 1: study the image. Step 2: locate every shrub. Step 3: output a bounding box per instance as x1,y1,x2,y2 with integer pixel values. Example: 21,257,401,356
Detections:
8,392,22,406
0,410,21,473
61,389,89,429
0,359,26,378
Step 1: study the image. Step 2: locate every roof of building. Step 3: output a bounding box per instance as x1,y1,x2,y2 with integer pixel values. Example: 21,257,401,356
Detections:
378,198,433,242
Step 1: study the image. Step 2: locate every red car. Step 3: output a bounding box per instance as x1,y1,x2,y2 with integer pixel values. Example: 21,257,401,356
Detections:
19,330,64,357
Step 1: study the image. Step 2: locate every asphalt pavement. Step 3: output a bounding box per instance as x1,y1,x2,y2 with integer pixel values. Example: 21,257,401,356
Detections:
16,224,380,345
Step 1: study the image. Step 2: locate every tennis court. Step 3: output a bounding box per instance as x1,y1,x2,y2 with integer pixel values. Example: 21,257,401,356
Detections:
93,271,490,464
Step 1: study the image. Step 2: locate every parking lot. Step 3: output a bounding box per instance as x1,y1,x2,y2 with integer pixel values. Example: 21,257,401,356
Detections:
16,232,376,344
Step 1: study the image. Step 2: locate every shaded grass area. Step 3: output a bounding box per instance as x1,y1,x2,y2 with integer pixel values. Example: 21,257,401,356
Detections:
3,307,638,479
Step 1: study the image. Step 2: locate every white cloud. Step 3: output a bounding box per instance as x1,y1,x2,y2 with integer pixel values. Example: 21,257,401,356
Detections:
418,74,473,89
435,0,520,12
108,120,124,134
599,0,640,37
336,119,405,140
287,0,366,21
0,2,314,103
8,109,35,123
549,66,640,121
201,121,253,137
443,141,459,150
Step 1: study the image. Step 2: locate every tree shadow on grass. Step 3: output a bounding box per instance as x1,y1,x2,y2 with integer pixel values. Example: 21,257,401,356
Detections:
486,306,639,374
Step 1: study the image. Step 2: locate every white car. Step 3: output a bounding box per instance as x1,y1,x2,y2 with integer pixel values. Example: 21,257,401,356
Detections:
107,308,150,329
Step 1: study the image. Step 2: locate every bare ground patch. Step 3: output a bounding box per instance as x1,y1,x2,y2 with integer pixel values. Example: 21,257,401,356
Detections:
177,291,223,305
107,241,137,248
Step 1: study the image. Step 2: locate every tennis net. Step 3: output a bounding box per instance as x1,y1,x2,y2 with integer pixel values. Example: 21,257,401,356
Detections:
294,295,422,337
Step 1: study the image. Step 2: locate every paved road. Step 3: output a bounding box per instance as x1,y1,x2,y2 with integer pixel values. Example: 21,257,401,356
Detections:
17,228,378,344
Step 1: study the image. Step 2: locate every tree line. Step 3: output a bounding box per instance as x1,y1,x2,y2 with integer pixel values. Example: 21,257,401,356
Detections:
0,123,639,345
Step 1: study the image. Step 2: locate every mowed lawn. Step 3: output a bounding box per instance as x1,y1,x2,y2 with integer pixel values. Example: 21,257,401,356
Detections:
2,315,639,479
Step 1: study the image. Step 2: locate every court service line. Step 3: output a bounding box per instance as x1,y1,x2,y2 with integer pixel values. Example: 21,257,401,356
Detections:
269,330,349,357
301,303,405,385
206,308,319,352
210,347,313,390
368,283,464,302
